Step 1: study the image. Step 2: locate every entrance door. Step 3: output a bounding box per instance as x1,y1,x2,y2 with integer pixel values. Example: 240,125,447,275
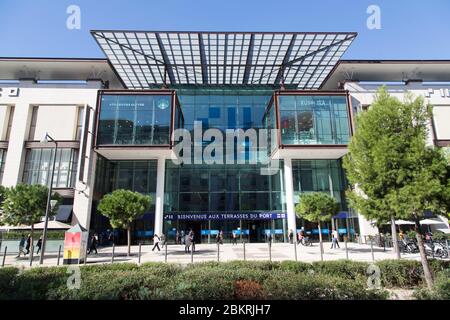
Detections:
245,220,271,242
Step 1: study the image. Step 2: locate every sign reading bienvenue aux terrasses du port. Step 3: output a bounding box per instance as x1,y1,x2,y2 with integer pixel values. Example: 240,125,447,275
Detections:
164,212,286,221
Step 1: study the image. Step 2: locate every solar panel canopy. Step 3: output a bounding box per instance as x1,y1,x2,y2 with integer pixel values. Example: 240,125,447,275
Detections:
91,30,356,89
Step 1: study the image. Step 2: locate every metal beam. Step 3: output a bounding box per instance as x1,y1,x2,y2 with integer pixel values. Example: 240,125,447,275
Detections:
155,33,176,85
274,34,297,85
198,33,208,84
242,34,255,84
285,35,355,67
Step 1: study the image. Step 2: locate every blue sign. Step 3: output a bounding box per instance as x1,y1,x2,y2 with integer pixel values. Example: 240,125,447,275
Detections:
164,212,286,221
312,229,329,235
338,228,347,235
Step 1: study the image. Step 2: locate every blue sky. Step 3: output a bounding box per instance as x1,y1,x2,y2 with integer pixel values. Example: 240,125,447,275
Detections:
0,0,449,59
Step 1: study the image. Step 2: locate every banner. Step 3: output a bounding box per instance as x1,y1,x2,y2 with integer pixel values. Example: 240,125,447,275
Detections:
164,212,286,221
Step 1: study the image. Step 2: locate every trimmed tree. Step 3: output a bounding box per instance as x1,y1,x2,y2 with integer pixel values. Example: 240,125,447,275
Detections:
0,184,61,251
343,87,450,289
97,189,151,256
296,192,339,260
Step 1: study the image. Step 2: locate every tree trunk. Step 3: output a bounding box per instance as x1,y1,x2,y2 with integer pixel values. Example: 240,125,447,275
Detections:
414,220,433,290
127,225,131,257
390,216,401,259
318,222,324,261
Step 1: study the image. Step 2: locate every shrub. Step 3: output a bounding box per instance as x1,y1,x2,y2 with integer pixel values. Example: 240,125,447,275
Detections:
0,267,19,300
54,269,171,300
414,270,450,300
263,271,388,300
13,267,68,299
279,260,311,273
376,260,426,288
312,260,369,281
234,280,267,300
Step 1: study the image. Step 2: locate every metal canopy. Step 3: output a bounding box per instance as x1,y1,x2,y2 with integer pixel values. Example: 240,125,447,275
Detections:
91,30,357,89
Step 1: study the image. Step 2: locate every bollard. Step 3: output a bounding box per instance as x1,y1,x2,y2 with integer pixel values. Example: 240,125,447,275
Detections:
345,240,349,260
84,253,87,265
165,242,168,263
138,242,142,265
57,245,62,266
217,243,220,262
111,243,115,264
319,242,324,261
1,246,6,267
370,239,375,262
268,241,272,261
294,241,297,261
190,245,194,264
29,246,34,267
243,241,246,261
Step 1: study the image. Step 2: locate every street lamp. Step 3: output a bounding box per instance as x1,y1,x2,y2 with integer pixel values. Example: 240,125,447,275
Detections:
39,132,58,265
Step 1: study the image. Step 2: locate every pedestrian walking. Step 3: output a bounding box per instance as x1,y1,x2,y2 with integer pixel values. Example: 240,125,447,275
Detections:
175,230,180,244
181,230,185,245
190,231,196,252
216,230,223,245
16,234,26,258
185,232,192,253
161,233,166,248
331,228,340,249
25,234,31,255
36,236,43,254
152,234,161,251
232,231,237,245
88,233,98,254
288,229,294,244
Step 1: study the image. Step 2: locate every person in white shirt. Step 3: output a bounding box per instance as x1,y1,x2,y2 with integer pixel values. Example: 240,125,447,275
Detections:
330,229,340,249
152,234,161,251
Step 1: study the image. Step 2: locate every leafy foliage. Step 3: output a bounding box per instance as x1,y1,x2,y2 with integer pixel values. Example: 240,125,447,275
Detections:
0,184,60,227
2,260,449,300
295,192,339,223
343,87,450,224
97,189,151,229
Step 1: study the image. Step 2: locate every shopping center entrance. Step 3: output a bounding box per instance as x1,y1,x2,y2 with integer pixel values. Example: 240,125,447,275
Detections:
164,213,287,243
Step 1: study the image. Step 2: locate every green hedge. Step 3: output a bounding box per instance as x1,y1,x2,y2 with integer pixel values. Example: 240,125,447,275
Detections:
0,259,448,300
0,231,65,240
414,269,450,300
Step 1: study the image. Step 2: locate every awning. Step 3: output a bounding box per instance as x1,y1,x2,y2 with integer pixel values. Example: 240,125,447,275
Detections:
333,212,349,219
91,30,357,89
32,221,72,230
55,205,73,222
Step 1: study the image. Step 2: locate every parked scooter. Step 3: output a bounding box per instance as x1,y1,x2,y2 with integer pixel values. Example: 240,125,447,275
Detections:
424,241,449,259
399,239,419,254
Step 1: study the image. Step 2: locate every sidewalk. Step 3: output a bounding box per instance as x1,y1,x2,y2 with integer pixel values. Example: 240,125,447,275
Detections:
1,241,429,268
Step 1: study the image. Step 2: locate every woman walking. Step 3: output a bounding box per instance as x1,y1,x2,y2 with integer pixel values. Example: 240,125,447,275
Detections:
152,234,161,251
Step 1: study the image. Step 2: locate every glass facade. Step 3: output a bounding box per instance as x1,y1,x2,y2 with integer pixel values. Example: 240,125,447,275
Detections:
91,157,158,243
292,159,347,209
164,162,285,213
94,157,157,201
97,94,174,145
22,148,78,188
91,88,353,243
177,87,271,133
277,95,350,145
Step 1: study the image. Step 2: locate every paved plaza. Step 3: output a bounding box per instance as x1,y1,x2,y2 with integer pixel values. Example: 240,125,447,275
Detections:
1,241,432,268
